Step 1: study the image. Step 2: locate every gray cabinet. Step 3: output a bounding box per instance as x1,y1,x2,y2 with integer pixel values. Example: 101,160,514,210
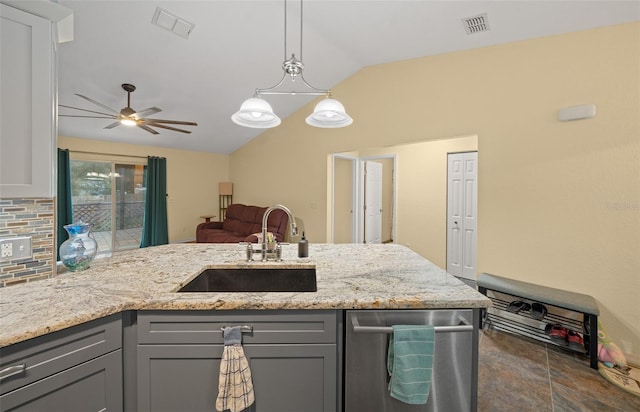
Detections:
0,4,55,198
136,310,339,412
0,314,123,412
0,350,122,412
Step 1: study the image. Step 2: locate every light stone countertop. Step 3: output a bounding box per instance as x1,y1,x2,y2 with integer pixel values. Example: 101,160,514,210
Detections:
0,243,490,347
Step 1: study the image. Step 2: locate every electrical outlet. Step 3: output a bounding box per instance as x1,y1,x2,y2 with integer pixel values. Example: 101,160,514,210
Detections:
0,237,32,261
1,242,12,258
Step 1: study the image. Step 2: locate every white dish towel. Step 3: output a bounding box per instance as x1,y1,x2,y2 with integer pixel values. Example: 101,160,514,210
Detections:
216,326,255,412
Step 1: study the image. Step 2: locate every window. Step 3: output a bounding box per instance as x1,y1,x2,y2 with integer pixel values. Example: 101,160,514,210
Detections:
70,159,146,257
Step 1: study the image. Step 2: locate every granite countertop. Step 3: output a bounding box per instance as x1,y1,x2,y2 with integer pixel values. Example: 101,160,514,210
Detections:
0,243,490,347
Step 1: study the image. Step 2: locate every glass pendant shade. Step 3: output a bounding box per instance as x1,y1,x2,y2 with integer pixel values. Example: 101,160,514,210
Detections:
305,98,353,128
231,97,281,128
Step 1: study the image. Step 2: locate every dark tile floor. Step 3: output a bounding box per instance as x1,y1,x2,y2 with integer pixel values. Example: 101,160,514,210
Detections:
478,328,640,411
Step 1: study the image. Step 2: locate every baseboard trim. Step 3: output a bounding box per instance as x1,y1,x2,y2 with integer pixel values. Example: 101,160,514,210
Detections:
625,352,640,367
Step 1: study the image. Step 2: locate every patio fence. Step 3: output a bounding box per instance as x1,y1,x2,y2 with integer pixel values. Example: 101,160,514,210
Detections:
73,201,144,231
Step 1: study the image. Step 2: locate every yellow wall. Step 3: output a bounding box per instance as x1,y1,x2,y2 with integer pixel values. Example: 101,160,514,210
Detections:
230,23,640,354
58,136,229,242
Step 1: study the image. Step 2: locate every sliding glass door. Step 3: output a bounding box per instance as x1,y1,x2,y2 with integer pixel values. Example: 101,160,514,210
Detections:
70,160,145,256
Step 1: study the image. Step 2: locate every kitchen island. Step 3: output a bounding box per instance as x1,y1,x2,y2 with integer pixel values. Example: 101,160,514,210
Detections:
0,243,490,412
0,243,489,346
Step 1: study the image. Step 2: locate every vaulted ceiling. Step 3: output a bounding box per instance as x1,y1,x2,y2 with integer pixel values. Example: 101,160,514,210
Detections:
56,1,640,154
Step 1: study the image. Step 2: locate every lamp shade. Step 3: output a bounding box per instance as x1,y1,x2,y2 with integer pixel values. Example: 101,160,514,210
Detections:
306,98,353,128
231,97,281,128
218,182,233,195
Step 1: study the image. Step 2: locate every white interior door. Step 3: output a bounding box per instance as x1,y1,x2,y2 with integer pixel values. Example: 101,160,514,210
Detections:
364,161,382,244
333,156,357,243
447,152,478,279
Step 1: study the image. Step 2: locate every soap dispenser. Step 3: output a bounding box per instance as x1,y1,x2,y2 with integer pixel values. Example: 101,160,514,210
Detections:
298,232,309,258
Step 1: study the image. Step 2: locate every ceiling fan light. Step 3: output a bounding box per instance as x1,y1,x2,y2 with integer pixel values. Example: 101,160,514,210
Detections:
306,98,353,128
231,97,281,128
120,117,137,126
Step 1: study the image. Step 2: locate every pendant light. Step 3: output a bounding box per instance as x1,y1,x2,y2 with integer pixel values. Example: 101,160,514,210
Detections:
306,98,352,128
231,98,281,128
232,0,352,129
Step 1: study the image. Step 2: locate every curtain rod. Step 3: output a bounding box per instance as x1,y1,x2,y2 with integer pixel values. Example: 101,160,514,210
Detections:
67,149,149,160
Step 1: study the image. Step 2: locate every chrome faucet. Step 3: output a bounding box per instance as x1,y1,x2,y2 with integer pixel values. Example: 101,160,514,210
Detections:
261,204,298,261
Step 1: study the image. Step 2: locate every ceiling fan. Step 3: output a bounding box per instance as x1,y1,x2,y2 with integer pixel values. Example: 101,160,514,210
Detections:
59,83,198,135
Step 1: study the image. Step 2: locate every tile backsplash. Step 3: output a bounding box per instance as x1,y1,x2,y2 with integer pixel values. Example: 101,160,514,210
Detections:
0,198,55,287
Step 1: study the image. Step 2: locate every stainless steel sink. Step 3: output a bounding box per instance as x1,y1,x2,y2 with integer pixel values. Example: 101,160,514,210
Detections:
178,268,317,292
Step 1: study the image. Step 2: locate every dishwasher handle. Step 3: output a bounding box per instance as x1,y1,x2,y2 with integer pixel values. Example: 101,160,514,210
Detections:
351,315,472,334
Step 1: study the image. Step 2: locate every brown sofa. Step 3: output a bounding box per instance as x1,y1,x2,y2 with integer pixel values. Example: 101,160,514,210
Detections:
196,203,289,243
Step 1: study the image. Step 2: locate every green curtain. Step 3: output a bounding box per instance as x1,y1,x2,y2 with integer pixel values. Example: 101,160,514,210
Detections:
56,149,73,260
140,156,168,247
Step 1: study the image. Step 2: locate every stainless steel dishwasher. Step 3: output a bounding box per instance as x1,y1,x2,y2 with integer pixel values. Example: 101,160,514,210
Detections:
345,309,479,412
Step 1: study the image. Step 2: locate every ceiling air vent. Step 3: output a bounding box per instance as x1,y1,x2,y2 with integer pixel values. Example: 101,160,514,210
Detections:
463,13,490,35
151,7,195,39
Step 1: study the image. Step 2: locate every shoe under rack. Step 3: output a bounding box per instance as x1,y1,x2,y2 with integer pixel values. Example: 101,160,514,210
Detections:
484,295,589,354
477,272,599,369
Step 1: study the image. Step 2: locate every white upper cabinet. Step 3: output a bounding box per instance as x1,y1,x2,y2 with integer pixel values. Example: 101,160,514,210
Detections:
0,2,71,199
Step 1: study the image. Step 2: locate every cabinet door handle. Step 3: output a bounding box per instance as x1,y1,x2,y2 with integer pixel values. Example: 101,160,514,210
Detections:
0,364,26,380
220,325,253,334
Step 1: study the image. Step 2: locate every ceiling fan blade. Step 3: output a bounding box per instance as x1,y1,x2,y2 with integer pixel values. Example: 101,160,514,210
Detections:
104,121,121,129
134,107,162,118
75,94,120,114
59,114,115,119
137,124,159,135
59,104,118,118
143,118,198,126
146,123,192,134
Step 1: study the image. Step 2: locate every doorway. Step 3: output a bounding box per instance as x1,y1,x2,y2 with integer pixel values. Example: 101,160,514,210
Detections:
329,154,396,244
69,159,146,255
446,151,478,279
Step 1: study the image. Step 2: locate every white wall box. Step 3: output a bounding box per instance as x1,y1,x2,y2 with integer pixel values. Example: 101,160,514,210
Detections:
558,104,597,122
